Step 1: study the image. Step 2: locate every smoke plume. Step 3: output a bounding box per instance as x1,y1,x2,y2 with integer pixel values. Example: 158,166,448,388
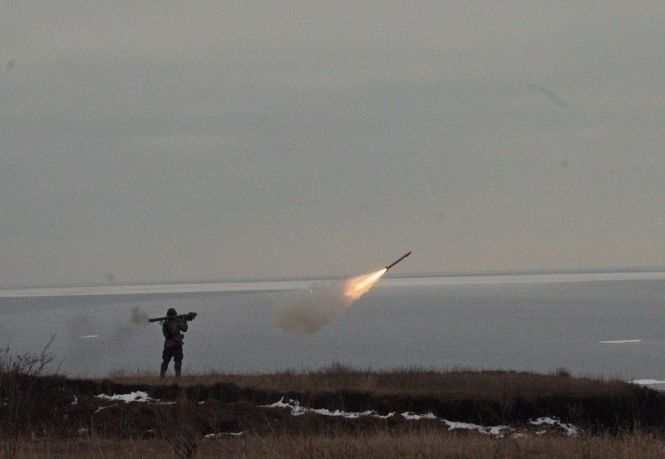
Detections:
276,269,386,334
130,305,149,326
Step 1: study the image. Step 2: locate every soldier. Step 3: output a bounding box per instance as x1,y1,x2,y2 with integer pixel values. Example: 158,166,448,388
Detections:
160,307,188,378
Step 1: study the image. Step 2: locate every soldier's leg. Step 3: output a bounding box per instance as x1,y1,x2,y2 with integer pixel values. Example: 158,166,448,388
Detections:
174,347,184,378
160,348,172,378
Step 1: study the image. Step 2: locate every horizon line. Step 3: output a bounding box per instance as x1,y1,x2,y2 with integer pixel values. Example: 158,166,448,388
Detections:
3,265,665,294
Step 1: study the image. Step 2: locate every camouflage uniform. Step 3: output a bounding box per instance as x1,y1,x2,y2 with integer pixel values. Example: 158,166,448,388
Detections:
160,309,188,378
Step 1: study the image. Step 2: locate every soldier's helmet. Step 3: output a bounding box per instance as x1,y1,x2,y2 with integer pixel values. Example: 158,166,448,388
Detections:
167,308,177,317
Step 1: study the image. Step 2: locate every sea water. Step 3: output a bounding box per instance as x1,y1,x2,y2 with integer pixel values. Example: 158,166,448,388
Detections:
1,271,665,380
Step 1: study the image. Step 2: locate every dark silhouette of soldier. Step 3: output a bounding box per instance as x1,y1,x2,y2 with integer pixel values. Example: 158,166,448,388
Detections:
160,308,188,378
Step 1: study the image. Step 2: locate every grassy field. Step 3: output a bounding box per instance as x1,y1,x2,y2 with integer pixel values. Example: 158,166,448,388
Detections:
2,355,665,458
5,430,665,459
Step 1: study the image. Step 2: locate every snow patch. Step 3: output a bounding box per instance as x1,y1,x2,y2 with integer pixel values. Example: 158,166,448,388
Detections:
444,420,513,437
529,417,578,436
262,398,394,419
401,411,437,420
263,397,579,438
96,391,155,403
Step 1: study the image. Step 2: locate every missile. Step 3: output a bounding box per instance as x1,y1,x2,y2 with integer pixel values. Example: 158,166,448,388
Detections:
385,251,412,270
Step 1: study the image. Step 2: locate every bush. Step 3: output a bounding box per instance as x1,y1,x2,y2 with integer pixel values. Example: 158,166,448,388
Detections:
0,335,58,458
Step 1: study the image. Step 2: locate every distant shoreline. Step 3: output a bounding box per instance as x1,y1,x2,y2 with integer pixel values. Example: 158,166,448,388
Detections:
4,267,665,298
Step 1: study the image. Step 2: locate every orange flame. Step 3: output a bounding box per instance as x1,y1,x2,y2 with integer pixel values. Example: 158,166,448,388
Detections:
276,268,389,334
342,269,387,300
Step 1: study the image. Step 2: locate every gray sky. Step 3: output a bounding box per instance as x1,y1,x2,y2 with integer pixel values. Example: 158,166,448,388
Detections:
2,2,665,287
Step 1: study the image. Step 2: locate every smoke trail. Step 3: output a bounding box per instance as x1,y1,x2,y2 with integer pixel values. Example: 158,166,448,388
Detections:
130,305,149,326
276,269,387,334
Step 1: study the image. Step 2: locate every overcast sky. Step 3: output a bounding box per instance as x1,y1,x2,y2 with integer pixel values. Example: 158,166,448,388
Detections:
2,3,665,286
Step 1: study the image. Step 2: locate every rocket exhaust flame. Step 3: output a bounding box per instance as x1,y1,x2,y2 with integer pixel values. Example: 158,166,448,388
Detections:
276,269,387,335
343,269,386,300
276,252,410,335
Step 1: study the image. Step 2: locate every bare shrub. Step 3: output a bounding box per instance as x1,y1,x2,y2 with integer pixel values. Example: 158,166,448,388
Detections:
158,392,199,459
0,335,58,458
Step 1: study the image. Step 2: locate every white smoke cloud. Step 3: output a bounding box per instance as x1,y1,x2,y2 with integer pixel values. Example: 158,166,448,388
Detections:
276,269,386,334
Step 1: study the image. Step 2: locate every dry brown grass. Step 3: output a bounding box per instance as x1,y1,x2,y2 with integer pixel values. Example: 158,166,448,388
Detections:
4,362,665,458
108,363,631,401
5,430,665,459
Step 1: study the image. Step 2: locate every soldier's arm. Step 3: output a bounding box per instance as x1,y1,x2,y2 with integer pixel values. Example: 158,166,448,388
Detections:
179,319,189,332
